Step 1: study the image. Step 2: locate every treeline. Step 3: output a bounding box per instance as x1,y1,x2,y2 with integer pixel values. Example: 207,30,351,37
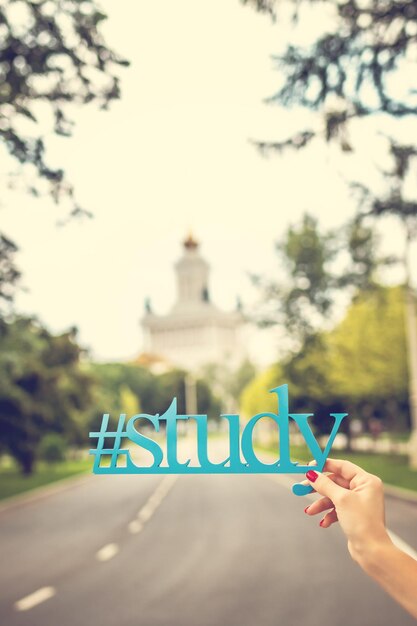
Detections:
0,285,412,475
86,362,221,434
239,208,417,444
241,285,411,437
0,316,220,475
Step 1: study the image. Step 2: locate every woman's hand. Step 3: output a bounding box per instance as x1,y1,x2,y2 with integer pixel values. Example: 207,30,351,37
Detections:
303,458,417,620
303,458,392,565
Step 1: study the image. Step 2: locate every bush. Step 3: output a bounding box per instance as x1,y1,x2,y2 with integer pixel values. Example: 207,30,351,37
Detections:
39,434,67,464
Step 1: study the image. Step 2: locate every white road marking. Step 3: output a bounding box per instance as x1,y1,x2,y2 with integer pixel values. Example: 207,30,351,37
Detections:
138,505,154,523
388,530,417,561
15,586,56,611
267,474,417,560
14,477,179,613
147,493,163,507
136,475,178,527
128,519,144,534
96,542,119,562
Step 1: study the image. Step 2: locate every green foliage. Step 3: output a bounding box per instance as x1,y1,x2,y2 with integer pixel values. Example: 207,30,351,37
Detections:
257,442,417,493
0,234,21,308
244,0,417,455
279,213,334,336
288,286,411,432
38,433,66,463
245,0,417,153
86,363,222,433
244,286,413,433
119,384,141,417
195,378,221,419
339,217,384,291
0,457,91,501
0,316,95,474
325,286,411,431
240,363,283,418
201,358,257,409
86,362,156,428
154,369,221,417
240,0,276,20
0,0,129,311
155,369,187,414
0,0,129,210
244,0,417,239
252,213,332,337
313,287,410,430
231,359,258,400
327,286,408,401
282,333,329,405
352,141,417,236
252,212,383,344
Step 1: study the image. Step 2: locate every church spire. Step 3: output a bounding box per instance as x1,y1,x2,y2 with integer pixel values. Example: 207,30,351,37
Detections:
183,230,199,251
175,232,209,306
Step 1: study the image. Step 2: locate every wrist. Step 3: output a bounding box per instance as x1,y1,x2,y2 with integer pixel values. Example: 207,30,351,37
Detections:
350,531,395,574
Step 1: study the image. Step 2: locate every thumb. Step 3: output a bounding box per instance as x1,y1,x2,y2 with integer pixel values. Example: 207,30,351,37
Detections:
306,469,346,503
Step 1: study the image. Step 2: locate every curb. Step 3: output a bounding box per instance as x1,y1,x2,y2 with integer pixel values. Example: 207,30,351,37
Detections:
384,483,417,505
0,470,94,516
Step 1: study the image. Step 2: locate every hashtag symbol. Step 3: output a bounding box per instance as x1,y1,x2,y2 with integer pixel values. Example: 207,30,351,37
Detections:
89,414,130,473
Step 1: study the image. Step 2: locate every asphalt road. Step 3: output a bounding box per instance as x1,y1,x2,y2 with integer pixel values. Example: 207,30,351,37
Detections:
1,442,417,626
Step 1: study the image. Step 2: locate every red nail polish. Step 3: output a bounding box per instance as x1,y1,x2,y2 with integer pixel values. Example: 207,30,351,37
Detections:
304,506,310,514
319,519,325,527
306,470,318,482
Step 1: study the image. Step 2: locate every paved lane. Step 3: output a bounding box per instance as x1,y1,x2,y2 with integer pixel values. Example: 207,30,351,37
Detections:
385,493,417,551
1,464,417,626
0,473,163,613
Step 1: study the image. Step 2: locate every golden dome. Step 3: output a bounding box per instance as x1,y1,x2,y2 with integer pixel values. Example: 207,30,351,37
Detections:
183,231,199,250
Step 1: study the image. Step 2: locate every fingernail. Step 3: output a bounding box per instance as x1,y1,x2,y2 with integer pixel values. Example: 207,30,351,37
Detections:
306,470,318,482
304,506,310,514
319,518,325,527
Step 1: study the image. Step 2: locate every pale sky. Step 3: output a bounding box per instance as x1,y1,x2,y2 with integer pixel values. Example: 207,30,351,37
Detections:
1,0,416,366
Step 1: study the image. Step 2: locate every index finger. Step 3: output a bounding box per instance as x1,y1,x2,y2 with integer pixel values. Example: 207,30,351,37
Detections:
323,458,366,482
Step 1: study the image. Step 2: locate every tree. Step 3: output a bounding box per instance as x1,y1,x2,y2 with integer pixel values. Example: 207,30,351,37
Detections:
250,212,409,439
259,286,411,438
251,213,333,346
240,363,283,419
244,0,417,154
0,0,128,303
1,0,128,207
325,286,409,424
251,212,384,350
0,234,21,310
87,363,156,419
0,317,95,474
155,369,221,418
87,363,222,433
244,0,417,460
119,384,141,418
201,358,257,412
39,432,66,463
352,142,417,464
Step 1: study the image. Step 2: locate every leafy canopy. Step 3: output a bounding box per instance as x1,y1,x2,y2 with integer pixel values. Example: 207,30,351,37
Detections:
0,0,128,209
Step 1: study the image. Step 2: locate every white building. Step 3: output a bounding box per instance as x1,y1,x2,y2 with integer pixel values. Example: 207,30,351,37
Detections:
141,233,244,372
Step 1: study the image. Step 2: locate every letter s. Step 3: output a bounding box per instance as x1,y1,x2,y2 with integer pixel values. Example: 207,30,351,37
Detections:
126,413,163,468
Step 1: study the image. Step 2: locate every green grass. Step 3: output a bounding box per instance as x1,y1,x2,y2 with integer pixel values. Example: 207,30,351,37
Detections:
0,457,92,502
257,443,417,493
379,433,410,443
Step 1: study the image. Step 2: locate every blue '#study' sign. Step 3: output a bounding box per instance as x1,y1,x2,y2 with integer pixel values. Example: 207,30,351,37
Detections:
89,384,347,496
